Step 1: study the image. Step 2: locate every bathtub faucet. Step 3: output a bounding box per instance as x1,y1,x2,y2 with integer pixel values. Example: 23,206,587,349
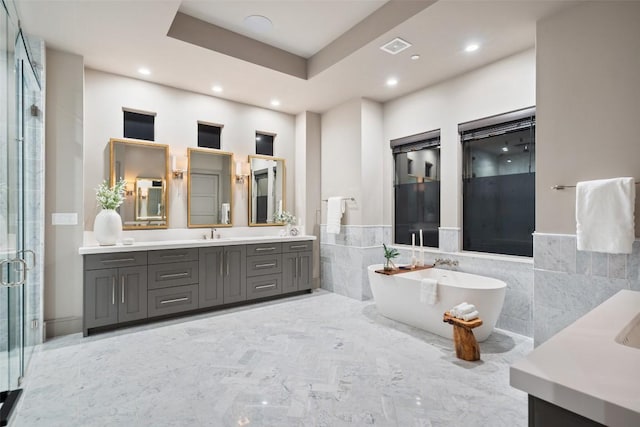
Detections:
434,258,459,268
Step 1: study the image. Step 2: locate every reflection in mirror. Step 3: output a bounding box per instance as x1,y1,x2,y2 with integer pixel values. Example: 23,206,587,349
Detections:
249,155,286,226
188,148,233,227
135,178,165,220
110,138,169,229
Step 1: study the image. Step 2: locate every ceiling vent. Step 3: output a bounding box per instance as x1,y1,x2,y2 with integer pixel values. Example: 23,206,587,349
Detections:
380,37,412,55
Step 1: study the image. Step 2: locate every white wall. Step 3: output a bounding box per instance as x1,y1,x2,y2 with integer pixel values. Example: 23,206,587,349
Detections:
320,98,363,224
383,49,536,228
44,48,85,337
84,69,296,231
361,99,384,225
536,1,640,234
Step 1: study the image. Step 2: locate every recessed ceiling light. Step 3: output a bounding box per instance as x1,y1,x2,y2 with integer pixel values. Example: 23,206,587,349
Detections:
411,54,420,61
502,146,509,152
386,77,398,87
138,67,151,76
271,99,281,107
212,85,223,93
244,15,273,34
507,159,512,163
465,43,480,53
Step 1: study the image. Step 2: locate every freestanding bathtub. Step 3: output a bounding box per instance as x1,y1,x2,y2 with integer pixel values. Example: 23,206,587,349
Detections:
367,265,506,342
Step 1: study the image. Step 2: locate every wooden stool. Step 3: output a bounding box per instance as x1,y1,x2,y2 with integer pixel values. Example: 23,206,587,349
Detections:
443,312,483,361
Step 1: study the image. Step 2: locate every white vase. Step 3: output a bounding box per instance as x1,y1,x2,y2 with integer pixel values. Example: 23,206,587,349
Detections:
94,209,122,246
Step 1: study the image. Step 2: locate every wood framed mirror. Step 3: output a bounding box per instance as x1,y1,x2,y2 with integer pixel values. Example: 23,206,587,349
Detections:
187,148,233,228
248,154,286,226
110,138,169,229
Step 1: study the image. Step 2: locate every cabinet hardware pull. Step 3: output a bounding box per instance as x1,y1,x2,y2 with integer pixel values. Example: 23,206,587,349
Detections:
220,255,223,277
159,272,189,279
255,247,276,251
295,258,298,278
160,297,189,304
255,263,276,268
112,276,116,305
290,245,307,249
160,253,187,259
255,284,276,290
226,256,230,276
102,258,135,263
121,276,125,304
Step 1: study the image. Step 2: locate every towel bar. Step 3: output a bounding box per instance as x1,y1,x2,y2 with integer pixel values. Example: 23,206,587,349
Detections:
552,181,640,190
321,197,355,202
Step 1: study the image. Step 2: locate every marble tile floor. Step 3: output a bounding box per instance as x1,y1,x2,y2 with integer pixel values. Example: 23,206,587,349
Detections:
12,290,532,427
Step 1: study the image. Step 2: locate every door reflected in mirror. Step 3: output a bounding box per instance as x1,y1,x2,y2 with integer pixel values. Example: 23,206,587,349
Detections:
110,138,169,229
187,148,233,228
135,178,165,221
249,155,286,226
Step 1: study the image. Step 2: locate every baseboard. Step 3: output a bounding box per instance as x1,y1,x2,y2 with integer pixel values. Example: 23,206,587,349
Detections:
44,316,82,339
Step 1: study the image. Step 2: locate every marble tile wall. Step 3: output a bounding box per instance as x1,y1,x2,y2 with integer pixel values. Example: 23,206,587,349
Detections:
533,233,639,346
321,225,534,337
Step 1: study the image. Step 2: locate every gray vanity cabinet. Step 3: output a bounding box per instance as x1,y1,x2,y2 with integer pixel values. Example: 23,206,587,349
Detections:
84,264,148,333
199,245,246,307
282,241,313,293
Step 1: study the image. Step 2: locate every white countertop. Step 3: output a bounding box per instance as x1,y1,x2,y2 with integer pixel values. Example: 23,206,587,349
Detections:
79,235,316,255
510,290,640,426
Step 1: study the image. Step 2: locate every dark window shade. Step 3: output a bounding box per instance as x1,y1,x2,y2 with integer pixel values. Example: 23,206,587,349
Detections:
124,111,154,141
198,123,221,149
256,133,274,156
461,111,536,257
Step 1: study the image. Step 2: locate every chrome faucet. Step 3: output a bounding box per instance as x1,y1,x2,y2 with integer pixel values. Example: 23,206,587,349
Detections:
211,228,217,239
434,258,459,268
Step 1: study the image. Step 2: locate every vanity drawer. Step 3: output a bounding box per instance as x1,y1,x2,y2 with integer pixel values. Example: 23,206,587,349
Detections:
283,241,312,253
85,251,147,270
246,274,282,300
148,248,199,265
246,254,282,277
246,242,282,257
148,284,199,317
148,261,199,289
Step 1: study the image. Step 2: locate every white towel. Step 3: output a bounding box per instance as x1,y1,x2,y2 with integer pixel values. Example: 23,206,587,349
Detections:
221,203,230,224
450,302,476,318
327,197,345,235
576,177,635,254
461,310,479,321
419,278,439,305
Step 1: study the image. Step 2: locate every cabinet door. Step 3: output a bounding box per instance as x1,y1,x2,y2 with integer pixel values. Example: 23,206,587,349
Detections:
297,251,313,291
223,245,246,304
84,268,118,330
282,252,298,294
118,266,148,323
198,247,224,308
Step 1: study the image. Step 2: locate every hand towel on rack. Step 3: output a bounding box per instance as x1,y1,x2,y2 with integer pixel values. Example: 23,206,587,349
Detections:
419,278,439,305
327,197,345,234
576,177,635,254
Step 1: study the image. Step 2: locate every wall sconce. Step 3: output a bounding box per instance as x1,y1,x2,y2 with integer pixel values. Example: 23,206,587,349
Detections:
172,155,188,179
125,183,134,197
235,161,250,184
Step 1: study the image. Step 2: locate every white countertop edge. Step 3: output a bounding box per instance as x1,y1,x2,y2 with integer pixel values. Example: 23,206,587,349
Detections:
79,235,316,255
510,290,640,426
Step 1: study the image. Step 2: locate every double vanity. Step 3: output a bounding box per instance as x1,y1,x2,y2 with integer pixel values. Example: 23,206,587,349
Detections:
79,236,314,336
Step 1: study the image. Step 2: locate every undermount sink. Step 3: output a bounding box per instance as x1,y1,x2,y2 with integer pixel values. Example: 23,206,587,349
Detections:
615,312,640,349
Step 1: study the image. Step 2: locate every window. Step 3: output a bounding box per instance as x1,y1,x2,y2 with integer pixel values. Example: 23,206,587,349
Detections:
255,132,274,156
197,122,222,149
461,107,535,257
123,109,155,141
392,130,441,247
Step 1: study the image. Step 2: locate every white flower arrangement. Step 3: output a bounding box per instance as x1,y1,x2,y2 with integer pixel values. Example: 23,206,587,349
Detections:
273,210,296,225
96,178,126,210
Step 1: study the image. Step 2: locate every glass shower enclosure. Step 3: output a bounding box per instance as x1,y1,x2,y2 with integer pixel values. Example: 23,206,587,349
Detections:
1,0,44,422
